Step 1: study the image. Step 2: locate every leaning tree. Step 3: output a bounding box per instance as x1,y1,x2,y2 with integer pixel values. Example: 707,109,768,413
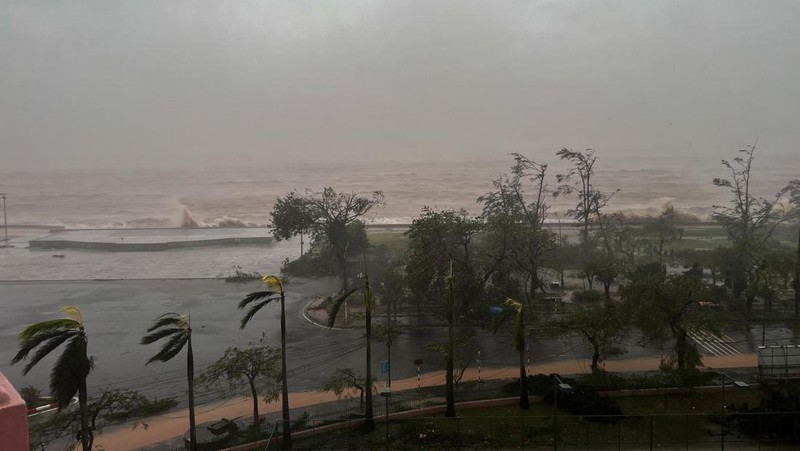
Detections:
141,313,197,451
238,275,293,448
12,306,93,450
270,188,383,292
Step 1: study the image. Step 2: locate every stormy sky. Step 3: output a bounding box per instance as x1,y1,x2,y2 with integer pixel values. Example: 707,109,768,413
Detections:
1,0,798,170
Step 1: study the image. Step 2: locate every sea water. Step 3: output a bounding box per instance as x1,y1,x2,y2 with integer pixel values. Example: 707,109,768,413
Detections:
1,154,797,280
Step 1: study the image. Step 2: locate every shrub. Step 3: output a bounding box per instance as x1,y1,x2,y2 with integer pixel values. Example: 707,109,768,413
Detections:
570,290,605,304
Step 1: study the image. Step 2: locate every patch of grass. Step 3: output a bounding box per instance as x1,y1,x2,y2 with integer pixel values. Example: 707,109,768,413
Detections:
367,231,409,254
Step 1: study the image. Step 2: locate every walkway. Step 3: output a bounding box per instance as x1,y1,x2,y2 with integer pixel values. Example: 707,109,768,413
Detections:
93,353,757,450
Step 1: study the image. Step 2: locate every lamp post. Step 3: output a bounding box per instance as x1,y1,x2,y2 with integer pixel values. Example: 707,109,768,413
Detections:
553,374,572,451
1,193,7,244
719,372,748,450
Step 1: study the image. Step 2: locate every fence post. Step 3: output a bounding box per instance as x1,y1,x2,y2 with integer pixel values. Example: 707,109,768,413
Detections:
649,415,654,450
685,414,689,450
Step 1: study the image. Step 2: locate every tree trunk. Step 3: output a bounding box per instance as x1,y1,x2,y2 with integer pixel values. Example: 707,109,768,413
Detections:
249,377,259,426
586,333,600,373
518,346,530,410
364,285,374,430
79,339,90,451
445,277,456,417
279,291,292,448
187,334,197,451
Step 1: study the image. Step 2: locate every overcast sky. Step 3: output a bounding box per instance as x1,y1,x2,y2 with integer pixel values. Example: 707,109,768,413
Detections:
1,0,798,170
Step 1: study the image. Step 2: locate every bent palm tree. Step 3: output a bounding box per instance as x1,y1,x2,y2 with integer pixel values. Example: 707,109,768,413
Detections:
239,275,292,448
11,306,93,450
141,313,197,451
493,298,530,409
326,263,376,430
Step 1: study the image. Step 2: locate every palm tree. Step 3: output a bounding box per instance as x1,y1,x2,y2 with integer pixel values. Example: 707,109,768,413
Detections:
493,298,530,409
141,313,197,451
445,262,456,417
11,306,93,450
327,263,376,430
239,275,292,448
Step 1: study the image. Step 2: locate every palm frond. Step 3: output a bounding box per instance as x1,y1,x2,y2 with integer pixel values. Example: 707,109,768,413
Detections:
140,327,184,345
60,305,84,325
146,332,188,364
240,300,274,330
51,336,90,409
146,314,187,333
18,319,81,341
23,330,78,375
11,327,76,366
491,308,515,335
238,291,277,310
261,275,283,292
326,286,362,328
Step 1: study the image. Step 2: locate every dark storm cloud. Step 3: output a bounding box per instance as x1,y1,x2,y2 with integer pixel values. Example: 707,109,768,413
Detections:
1,0,798,170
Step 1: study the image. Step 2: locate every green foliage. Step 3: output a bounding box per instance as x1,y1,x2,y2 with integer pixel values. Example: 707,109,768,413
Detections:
11,306,91,412
712,144,790,303
270,188,383,292
570,289,605,304
198,346,281,401
479,154,557,301
140,313,190,364
18,385,42,408
406,207,485,314
730,380,800,439
501,373,622,420
622,271,719,371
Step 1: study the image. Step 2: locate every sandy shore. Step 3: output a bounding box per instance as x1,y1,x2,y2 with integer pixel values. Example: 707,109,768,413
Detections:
93,353,757,450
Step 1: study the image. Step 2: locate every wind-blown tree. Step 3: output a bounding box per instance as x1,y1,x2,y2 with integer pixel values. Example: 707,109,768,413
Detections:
198,346,281,426
641,206,682,264
141,313,197,451
444,263,456,417
787,179,800,319
479,154,556,305
622,268,719,375
406,207,485,315
270,188,384,292
239,275,292,448
30,389,170,449
320,368,375,410
493,298,530,410
271,191,314,255
712,143,788,306
11,306,93,451
553,301,629,372
555,148,618,289
326,263,376,430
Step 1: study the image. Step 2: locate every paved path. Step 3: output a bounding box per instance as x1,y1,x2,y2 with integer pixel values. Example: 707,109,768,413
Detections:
93,353,757,450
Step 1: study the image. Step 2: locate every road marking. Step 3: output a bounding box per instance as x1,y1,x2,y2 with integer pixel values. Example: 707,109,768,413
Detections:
688,327,741,356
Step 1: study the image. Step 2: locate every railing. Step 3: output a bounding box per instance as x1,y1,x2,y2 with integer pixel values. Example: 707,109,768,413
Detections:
288,411,800,450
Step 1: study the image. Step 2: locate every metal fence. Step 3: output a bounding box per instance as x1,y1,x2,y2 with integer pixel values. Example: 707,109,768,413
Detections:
758,345,800,380
286,411,800,450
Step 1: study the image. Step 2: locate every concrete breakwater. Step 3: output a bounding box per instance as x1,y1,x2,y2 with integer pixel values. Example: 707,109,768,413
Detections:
29,227,273,252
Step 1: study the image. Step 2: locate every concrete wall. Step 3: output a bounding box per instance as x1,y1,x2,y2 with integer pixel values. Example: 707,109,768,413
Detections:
0,372,29,451
29,236,271,251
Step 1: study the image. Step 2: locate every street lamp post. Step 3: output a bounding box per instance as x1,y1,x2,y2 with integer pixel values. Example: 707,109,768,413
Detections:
719,372,749,450
553,374,572,451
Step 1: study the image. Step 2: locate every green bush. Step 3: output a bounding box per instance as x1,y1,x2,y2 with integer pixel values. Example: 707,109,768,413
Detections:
570,289,605,303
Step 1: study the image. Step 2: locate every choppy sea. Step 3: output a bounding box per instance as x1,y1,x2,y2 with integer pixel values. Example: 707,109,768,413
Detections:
1,154,797,280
